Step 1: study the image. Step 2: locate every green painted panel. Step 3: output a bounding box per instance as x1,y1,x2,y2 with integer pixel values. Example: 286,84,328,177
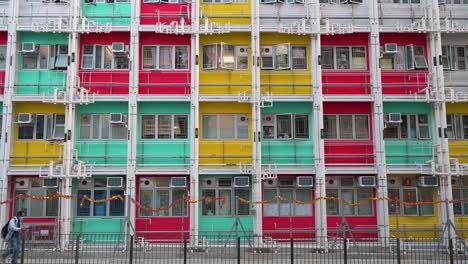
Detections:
20,32,69,45
139,102,190,114
73,218,126,235
261,102,314,166
384,102,434,164
82,1,131,25
76,102,128,166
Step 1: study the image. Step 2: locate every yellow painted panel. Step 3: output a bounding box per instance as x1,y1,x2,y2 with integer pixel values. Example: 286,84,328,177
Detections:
455,217,468,237
199,103,252,167
260,33,312,96
449,141,468,164
12,103,65,167
200,1,251,25
446,102,468,114
199,33,252,95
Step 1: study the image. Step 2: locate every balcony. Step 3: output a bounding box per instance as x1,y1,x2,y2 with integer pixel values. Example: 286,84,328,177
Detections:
261,140,314,174
319,1,370,32
385,140,434,173
10,141,63,174
382,71,430,101
322,71,370,96
199,71,251,100
138,71,190,97
140,3,190,27
378,0,428,32
136,141,190,174
324,140,375,173
79,71,129,97
260,71,312,99
17,0,71,32
259,1,316,33
199,140,252,172
76,141,128,174
81,1,131,27
15,70,66,97
449,140,468,165
200,1,251,30
0,2,8,31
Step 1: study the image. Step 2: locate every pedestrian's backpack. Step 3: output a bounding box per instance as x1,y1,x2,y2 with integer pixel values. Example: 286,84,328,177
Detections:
1,222,8,239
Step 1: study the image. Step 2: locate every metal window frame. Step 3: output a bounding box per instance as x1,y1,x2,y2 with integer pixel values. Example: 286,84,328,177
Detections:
201,114,250,140
14,183,59,218
77,179,125,217
263,186,313,217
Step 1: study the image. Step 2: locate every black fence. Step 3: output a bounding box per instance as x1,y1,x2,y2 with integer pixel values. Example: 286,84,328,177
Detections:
4,232,468,264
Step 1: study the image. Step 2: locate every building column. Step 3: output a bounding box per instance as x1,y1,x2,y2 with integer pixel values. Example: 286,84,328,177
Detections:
369,0,390,242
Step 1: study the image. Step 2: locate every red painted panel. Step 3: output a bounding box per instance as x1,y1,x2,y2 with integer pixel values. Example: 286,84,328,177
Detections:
0,32,7,95
139,33,191,95
79,33,130,95
321,34,370,95
135,175,190,241
380,33,429,95
323,103,374,165
140,1,191,25
0,71,5,95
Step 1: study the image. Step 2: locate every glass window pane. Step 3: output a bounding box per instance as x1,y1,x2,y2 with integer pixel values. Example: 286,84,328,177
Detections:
292,47,307,70
23,53,38,69
80,115,91,140
158,115,172,139
175,46,189,70
419,189,434,216
114,55,129,69
111,123,127,140
104,46,112,69
339,115,353,139
14,191,28,217
409,115,417,139
355,115,369,139
202,190,216,216
77,190,91,217
202,115,217,139
463,116,468,139
219,115,235,139
263,189,278,216
351,47,366,70
463,189,468,216
93,190,107,216
403,189,418,215
39,45,49,69
277,115,292,139
35,115,45,140
326,189,339,215
221,44,235,70
142,46,156,69
276,44,290,69
235,189,250,216
141,115,155,139
29,190,44,216
219,190,232,216
279,189,293,216
109,190,125,216
94,178,107,188
203,45,217,69
174,115,188,139
159,46,173,69
156,190,170,216
324,115,337,139
46,189,59,216
18,123,34,140
294,114,309,139
388,189,400,215
336,47,350,69
0,46,6,69
95,46,103,69
172,190,188,216
357,188,372,215
342,189,354,216
139,189,154,217
295,189,312,216
237,115,249,139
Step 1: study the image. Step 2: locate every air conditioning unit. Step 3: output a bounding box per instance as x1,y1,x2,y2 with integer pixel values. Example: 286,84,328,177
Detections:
438,0,446,5
17,113,32,124
418,176,438,187
21,43,37,53
294,0,305,3
238,115,248,125
358,176,376,187
202,177,215,188
261,46,274,70
384,43,398,54
111,43,126,53
261,0,278,3
262,114,274,125
15,179,29,189
387,177,400,187
235,46,248,56
234,176,249,187
170,177,187,188
297,176,313,187
109,113,123,123
43,179,58,188
140,178,154,187
326,178,338,187
264,178,277,187
386,113,402,123
107,177,124,188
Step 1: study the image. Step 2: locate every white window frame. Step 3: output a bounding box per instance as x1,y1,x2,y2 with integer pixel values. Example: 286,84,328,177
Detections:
76,178,125,217
323,114,370,140
201,114,250,140
388,187,435,216
262,114,309,140
202,44,249,71
325,177,374,216
446,114,468,140
17,114,64,140
79,114,128,140
139,178,188,217
405,44,428,70
263,180,313,217
320,46,367,70
14,179,59,218
141,45,189,70
0,45,7,69
81,45,129,70
383,113,430,140
140,114,188,140
202,0,237,3
201,177,250,217
260,44,307,70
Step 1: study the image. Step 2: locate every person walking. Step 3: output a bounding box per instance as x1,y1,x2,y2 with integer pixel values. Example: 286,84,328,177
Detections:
1,211,25,264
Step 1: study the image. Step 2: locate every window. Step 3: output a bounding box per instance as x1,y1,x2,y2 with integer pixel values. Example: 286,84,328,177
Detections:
0,45,6,69
203,0,238,3
452,176,468,216
323,114,369,139
262,114,309,140
202,44,249,70
81,45,129,70
391,0,421,3
17,114,65,140
144,0,187,3
142,45,189,70
22,45,68,70
442,46,467,71
405,45,427,70
388,177,435,216
202,114,249,139
141,114,188,139
260,45,307,70
447,114,468,140
320,46,367,70
139,177,188,217
201,177,250,216
383,114,430,140
86,0,130,3
325,177,373,216
319,0,363,3
77,178,125,217
79,114,128,140
14,178,59,217
263,178,312,217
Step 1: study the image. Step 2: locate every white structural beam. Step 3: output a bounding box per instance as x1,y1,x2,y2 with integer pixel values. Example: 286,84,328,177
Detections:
189,0,201,243
127,0,141,234
370,0,389,242
0,0,19,226
251,0,262,241
311,0,327,248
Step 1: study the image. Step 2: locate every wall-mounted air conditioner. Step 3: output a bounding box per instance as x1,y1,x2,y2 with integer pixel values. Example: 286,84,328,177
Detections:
358,176,376,187
297,176,313,187
107,177,124,188
234,177,249,187
418,176,438,187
